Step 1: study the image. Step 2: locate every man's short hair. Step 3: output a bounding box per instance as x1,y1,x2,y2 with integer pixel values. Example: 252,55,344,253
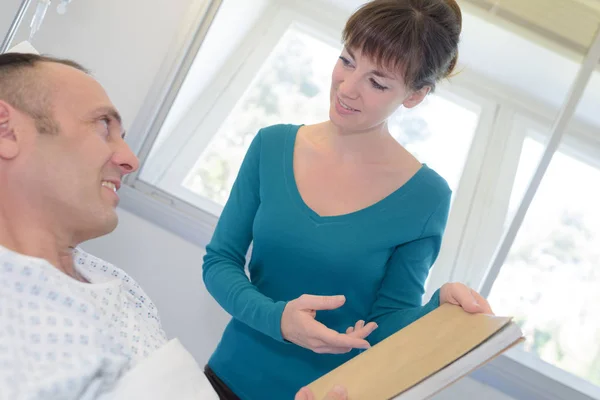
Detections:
0,53,89,134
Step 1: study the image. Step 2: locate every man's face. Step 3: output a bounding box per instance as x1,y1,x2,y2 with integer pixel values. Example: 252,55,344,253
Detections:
7,62,139,243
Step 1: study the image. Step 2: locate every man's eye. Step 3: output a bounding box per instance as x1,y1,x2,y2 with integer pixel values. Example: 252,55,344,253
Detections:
100,118,110,133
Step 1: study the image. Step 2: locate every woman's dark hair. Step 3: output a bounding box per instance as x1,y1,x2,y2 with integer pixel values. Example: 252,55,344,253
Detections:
342,0,462,91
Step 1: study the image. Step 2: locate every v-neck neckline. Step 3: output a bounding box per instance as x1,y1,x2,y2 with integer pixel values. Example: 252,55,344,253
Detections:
283,124,428,224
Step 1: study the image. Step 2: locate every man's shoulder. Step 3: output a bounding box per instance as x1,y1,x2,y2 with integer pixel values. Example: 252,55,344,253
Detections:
72,248,163,323
72,247,136,284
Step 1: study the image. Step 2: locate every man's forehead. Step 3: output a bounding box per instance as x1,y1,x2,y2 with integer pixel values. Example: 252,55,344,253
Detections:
41,62,116,114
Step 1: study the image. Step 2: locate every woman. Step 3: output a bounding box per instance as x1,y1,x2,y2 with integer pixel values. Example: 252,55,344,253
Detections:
202,1,493,399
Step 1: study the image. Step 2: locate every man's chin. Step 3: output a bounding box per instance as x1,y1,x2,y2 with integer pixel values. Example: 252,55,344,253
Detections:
80,212,119,242
103,211,119,234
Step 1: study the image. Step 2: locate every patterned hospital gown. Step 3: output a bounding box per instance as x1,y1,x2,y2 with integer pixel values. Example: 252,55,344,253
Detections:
0,245,168,399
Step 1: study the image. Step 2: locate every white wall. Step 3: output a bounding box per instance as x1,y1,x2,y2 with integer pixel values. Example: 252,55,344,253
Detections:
0,0,21,45
1,0,514,398
6,0,198,134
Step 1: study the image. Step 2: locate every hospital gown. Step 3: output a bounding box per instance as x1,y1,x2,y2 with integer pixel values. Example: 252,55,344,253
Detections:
0,245,168,400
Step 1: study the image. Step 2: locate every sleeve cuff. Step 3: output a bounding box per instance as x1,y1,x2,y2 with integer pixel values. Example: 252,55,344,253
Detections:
422,288,441,315
266,300,289,342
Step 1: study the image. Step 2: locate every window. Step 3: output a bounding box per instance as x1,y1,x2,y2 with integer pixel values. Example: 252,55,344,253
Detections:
489,139,600,386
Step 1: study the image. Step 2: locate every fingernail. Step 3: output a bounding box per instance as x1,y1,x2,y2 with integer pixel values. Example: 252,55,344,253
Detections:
333,385,347,395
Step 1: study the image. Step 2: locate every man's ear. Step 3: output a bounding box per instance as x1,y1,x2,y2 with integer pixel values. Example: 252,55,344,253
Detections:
0,101,20,160
402,86,431,109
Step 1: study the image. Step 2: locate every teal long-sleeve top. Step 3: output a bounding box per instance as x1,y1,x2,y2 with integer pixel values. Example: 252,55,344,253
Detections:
203,124,451,400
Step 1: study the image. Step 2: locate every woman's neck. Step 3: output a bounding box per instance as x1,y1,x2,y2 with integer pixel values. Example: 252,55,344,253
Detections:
320,120,397,164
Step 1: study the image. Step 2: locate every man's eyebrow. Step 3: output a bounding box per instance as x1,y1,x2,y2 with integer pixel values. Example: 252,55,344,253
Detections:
90,106,127,138
91,106,123,126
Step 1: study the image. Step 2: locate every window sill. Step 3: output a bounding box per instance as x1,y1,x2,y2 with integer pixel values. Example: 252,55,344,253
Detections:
471,347,600,400
119,183,218,249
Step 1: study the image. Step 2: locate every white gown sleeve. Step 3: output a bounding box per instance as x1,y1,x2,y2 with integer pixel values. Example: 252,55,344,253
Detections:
0,293,129,400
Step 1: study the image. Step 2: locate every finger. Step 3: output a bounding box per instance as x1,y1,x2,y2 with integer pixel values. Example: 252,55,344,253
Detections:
323,385,348,400
471,290,494,314
354,320,365,331
346,326,354,334
315,326,371,349
315,346,352,354
297,294,346,311
348,322,378,339
295,387,313,400
450,284,482,313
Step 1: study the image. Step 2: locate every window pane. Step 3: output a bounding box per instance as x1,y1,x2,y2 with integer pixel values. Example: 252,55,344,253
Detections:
505,134,545,224
489,143,600,386
178,25,479,208
389,95,480,196
182,26,336,205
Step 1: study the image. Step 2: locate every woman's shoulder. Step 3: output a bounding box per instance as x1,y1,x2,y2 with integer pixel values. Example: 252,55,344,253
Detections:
388,164,451,217
417,164,452,199
256,123,303,140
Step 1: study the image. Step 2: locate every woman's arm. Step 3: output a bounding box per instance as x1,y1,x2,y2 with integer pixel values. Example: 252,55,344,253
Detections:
365,194,451,345
202,131,287,342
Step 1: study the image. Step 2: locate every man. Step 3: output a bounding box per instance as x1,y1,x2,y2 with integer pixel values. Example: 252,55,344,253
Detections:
0,52,346,400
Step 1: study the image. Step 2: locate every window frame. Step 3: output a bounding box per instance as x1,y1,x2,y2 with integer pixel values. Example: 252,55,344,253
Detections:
118,0,600,398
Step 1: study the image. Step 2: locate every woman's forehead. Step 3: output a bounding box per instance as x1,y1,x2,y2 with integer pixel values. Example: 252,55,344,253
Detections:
343,45,405,82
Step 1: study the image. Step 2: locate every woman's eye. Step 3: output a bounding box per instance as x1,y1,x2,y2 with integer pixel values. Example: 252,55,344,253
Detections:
370,79,387,91
339,56,352,67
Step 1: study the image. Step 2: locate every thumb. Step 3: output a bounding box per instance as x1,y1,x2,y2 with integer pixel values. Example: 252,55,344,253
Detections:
297,295,346,311
324,385,347,400
294,387,313,400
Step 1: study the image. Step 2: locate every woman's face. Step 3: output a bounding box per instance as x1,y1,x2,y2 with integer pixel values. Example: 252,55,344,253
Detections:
329,46,428,133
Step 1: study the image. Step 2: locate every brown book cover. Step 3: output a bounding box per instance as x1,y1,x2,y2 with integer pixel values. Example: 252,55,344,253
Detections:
307,304,525,400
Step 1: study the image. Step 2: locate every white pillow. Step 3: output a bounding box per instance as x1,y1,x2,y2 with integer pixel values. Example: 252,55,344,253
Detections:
107,338,219,400
6,41,40,54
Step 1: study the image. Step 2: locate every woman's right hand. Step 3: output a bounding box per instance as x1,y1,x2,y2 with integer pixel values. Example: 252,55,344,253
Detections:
281,294,377,354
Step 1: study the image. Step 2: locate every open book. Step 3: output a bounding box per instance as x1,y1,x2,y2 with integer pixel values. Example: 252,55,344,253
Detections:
307,304,525,400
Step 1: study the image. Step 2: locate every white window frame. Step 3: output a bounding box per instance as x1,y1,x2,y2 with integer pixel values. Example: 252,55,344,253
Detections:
118,0,600,398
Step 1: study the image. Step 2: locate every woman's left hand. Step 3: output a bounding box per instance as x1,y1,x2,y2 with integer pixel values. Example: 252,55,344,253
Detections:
440,282,494,315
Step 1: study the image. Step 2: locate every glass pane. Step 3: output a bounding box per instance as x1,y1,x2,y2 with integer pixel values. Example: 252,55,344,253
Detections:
182,26,336,205
505,134,545,225
489,143,600,385
389,95,480,195
181,26,480,207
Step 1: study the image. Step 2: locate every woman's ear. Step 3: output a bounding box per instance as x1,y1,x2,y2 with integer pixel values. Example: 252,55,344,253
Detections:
0,101,20,160
402,86,431,109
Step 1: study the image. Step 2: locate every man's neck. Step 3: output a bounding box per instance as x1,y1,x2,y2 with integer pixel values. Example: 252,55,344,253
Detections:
0,210,84,281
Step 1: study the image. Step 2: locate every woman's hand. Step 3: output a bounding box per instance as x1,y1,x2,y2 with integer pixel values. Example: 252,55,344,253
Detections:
440,282,494,315
281,294,377,354
295,385,347,400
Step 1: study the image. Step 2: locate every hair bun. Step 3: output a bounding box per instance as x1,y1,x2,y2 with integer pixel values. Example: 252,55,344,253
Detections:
445,0,463,30
443,0,462,78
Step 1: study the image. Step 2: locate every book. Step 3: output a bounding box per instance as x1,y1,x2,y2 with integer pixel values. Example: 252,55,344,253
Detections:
307,304,525,400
